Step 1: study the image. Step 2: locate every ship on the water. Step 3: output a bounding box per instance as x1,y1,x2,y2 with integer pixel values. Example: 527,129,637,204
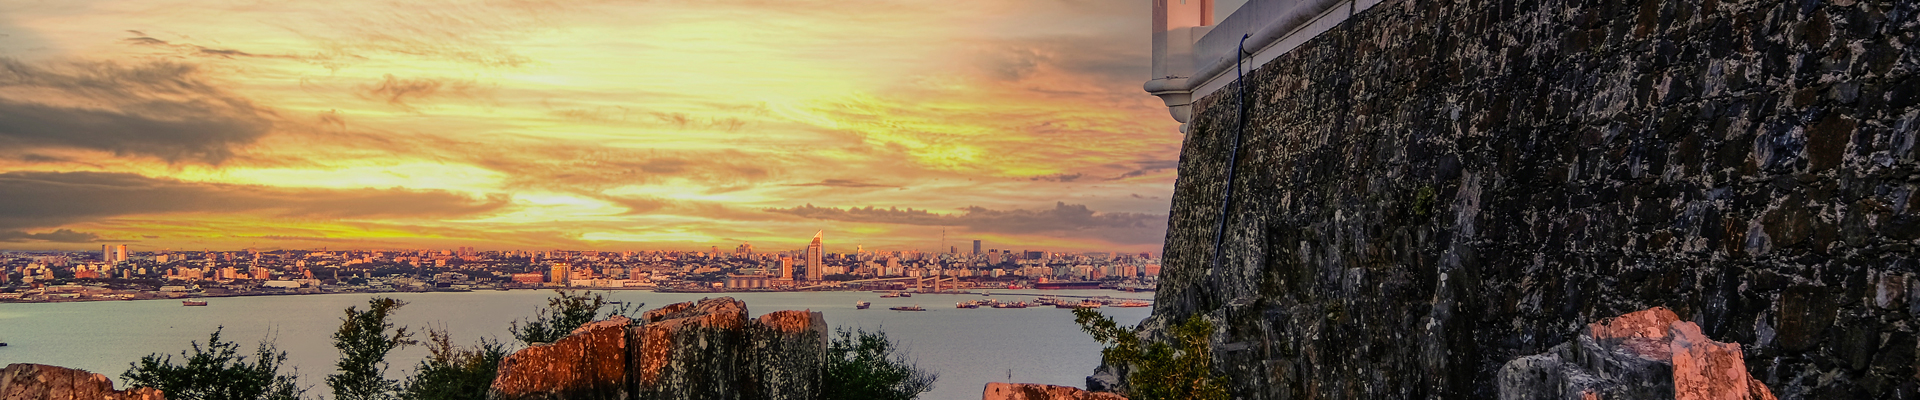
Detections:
856,301,871,309
181,300,208,306
889,305,926,311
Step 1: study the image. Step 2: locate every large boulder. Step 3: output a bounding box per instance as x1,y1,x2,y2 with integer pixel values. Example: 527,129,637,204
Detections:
632,297,750,400
491,316,632,400
1497,308,1776,400
0,363,165,400
982,382,1128,400
491,297,827,400
746,310,828,400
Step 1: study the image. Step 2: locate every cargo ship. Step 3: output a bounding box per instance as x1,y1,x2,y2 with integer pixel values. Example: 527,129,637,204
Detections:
889,305,926,311
182,300,208,306
856,301,871,309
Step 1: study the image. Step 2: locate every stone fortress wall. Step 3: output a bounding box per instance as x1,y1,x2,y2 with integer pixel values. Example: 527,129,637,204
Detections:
1140,0,1919,398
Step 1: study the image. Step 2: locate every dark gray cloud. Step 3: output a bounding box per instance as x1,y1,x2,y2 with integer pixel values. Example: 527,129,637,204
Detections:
767,202,1167,244
0,171,509,233
0,58,273,164
1029,173,1084,182
122,34,280,59
1108,159,1179,180
359,74,476,109
0,229,100,243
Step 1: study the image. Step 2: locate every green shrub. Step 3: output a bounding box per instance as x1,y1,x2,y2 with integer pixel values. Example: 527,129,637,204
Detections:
329,297,416,400
121,327,304,400
509,290,634,345
400,329,507,400
820,327,936,400
1072,309,1227,400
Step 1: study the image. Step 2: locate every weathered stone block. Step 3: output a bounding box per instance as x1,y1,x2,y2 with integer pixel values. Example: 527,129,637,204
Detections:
746,310,827,400
1142,0,1920,397
632,297,749,400
490,297,828,400
491,316,631,400
981,382,1127,400
1499,308,1776,400
0,363,165,400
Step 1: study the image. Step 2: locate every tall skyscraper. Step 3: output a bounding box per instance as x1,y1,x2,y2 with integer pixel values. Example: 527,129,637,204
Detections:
973,240,982,256
116,245,128,263
780,255,794,280
807,231,824,281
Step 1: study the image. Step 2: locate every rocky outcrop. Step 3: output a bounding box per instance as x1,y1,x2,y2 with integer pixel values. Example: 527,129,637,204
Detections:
490,297,827,400
982,383,1129,400
1146,0,1920,398
0,363,165,400
632,297,749,400
1498,308,1776,400
492,316,632,400
747,311,829,400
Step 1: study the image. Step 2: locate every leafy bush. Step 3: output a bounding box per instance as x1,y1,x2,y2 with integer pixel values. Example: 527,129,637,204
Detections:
820,327,936,400
1072,308,1227,400
121,327,304,400
329,297,416,400
400,329,507,400
509,290,634,345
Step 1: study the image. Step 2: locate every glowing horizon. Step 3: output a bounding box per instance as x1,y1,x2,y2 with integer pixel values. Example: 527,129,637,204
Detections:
0,0,1181,254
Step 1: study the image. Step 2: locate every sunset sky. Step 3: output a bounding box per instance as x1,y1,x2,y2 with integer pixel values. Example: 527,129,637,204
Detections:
0,0,1215,254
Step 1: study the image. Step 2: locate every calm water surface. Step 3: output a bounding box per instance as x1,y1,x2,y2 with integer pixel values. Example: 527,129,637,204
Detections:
0,290,1153,400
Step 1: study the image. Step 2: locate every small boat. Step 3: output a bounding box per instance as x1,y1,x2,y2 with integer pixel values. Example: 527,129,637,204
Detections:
992,301,1028,309
182,300,208,306
880,293,900,298
1113,301,1152,307
956,301,979,309
889,305,926,311
899,292,912,297
856,301,871,309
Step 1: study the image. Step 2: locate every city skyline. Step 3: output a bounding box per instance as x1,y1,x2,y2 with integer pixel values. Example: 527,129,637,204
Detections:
0,0,1189,253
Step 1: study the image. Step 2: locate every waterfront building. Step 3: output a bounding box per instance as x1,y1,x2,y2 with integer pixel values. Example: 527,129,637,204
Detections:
550,262,570,286
511,273,545,284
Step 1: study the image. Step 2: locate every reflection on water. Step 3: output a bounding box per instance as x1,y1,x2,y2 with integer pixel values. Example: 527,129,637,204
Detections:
0,289,1152,400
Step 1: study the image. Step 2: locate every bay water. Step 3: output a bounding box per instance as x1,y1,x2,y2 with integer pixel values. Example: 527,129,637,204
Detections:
0,289,1153,400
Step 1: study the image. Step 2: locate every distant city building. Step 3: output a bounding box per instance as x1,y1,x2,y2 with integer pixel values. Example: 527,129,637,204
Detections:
806,231,824,281
973,240,981,256
550,262,570,286
511,273,546,284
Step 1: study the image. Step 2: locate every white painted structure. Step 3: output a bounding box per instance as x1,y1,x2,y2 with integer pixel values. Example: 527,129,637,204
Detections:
1145,0,1383,131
